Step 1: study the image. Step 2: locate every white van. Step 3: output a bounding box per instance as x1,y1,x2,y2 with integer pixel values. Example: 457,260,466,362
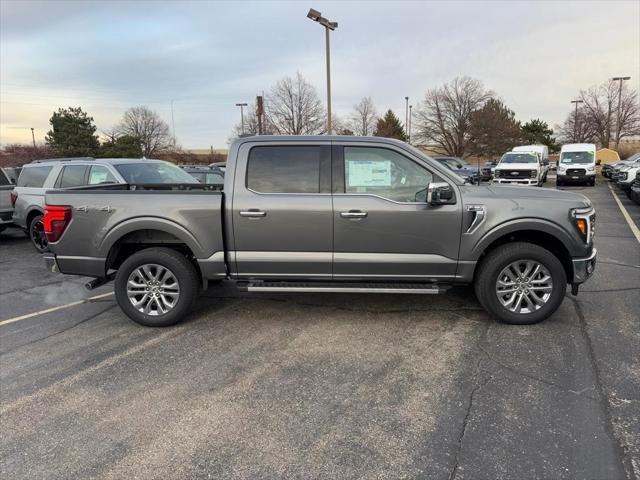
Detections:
557,144,597,186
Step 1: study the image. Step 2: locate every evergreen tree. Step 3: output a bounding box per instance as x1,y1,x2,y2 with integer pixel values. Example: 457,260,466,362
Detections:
469,99,522,157
373,110,408,141
45,107,100,157
521,119,559,152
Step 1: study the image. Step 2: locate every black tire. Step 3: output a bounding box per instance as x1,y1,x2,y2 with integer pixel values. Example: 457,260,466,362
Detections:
474,242,567,325
29,214,49,253
115,247,200,327
0,225,6,234
589,178,595,187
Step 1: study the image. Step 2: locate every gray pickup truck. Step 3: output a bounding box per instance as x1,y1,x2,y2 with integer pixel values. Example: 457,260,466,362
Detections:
43,136,597,327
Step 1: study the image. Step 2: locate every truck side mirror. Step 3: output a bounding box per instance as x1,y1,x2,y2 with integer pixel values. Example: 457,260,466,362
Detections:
427,182,454,205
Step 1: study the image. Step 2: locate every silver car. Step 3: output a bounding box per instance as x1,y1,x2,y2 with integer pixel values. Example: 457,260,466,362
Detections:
12,157,197,252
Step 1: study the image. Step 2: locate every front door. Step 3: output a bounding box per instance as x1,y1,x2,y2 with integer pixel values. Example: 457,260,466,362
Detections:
332,144,462,281
232,142,333,279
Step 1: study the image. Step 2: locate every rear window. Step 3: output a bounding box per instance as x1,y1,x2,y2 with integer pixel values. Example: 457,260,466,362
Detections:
17,166,53,187
57,165,88,188
115,162,198,184
247,146,323,193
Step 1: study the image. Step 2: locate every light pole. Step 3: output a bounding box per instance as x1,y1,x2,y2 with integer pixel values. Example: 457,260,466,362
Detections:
612,76,630,149
404,97,409,137
235,103,248,135
570,99,583,142
408,105,413,144
307,8,338,134
170,99,176,147
30,128,36,148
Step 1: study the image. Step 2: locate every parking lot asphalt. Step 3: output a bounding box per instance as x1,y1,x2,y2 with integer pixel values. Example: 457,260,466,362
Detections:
1,179,639,480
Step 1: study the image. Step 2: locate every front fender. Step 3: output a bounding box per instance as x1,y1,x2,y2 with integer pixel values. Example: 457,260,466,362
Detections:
98,216,205,259
468,218,585,260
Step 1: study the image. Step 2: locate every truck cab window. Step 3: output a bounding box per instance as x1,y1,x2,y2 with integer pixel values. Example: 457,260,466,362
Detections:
343,147,432,203
247,146,323,193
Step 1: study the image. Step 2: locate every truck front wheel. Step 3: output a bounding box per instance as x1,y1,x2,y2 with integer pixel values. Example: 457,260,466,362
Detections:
474,242,567,325
115,247,200,327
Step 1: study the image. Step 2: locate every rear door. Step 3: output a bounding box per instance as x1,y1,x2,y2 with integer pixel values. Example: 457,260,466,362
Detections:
332,142,463,280
231,141,333,279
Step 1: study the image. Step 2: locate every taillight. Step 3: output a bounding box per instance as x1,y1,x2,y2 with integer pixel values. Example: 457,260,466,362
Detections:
10,190,17,208
43,205,72,242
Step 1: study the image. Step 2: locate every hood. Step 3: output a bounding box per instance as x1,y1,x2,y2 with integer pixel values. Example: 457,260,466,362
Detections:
462,184,591,207
495,163,538,170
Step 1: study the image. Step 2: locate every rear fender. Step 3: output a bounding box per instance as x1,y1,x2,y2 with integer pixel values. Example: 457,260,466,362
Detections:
99,217,204,259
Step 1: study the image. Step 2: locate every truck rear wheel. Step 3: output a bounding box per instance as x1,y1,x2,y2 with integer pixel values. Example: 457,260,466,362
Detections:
474,242,566,325
114,247,200,327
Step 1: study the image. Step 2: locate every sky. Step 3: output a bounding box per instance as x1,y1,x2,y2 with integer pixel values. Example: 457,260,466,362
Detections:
1,0,639,149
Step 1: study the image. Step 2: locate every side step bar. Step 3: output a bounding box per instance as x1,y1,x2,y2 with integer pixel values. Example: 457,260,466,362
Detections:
245,281,448,294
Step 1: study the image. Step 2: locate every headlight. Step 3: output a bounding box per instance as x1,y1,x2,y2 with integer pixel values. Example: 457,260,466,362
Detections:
530,170,537,178
558,166,566,173
570,207,595,243
587,166,595,171
494,170,501,178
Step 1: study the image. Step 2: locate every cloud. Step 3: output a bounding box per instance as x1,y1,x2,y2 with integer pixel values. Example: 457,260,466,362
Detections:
1,0,638,147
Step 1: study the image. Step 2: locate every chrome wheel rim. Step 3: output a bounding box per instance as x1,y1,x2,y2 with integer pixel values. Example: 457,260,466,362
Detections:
495,260,553,314
127,264,180,316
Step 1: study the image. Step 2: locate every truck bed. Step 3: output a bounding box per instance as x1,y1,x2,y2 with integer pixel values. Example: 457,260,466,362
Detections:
44,184,225,278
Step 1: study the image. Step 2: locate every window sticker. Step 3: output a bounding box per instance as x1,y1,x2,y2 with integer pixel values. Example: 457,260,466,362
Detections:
347,160,391,187
90,170,108,184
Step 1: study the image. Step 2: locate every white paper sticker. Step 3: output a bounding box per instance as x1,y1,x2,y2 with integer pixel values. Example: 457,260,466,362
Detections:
347,160,391,187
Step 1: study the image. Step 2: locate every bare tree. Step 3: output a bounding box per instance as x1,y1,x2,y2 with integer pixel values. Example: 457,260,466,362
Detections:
555,106,597,144
413,77,493,157
612,82,639,148
117,106,172,156
265,72,326,135
348,96,377,136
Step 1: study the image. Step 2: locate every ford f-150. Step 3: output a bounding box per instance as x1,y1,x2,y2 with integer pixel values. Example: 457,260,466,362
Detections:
42,136,597,327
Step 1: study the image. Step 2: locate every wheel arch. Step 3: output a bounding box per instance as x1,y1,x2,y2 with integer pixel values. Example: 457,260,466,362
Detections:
472,221,575,283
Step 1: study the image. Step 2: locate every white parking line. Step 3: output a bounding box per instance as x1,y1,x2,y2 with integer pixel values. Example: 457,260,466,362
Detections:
0,292,115,327
608,184,640,243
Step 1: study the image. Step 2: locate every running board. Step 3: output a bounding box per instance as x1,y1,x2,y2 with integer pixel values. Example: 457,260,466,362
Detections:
244,281,448,294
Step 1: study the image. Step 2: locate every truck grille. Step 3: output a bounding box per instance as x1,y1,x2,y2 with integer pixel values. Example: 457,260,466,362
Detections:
567,168,586,176
499,170,534,179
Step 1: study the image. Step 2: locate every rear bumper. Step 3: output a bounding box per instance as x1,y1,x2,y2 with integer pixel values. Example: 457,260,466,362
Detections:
0,209,13,225
43,253,106,278
572,248,597,284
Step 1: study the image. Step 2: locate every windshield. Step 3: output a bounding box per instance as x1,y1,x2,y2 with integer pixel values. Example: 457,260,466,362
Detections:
500,153,538,164
115,162,199,184
560,151,594,164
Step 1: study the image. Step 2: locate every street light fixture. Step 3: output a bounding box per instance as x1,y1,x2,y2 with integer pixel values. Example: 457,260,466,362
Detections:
612,76,631,149
235,103,248,135
307,8,338,134
570,99,584,142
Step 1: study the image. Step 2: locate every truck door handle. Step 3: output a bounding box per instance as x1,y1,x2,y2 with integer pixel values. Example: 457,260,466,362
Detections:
240,209,267,218
340,210,368,219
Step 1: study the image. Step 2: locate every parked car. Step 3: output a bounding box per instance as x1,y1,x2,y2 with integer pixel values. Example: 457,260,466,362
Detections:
0,168,14,233
433,156,482,182
629,170,640,204
606,153,640,180
179,165,225,185
12,157,198,252
492,151,545,186
615,162,640,193
512,145,550,181
43,136,596,327
557,144,596,186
